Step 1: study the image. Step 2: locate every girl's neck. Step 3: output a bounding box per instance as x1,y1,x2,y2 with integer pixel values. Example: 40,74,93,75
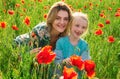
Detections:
69,35,80,46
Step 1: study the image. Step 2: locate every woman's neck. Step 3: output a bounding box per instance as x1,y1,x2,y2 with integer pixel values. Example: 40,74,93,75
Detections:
50,30,60,48
50,28,60,38
69,35,80,46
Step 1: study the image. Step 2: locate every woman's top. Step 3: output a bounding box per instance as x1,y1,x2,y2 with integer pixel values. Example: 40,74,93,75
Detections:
54,36,91,63
14,22,50,50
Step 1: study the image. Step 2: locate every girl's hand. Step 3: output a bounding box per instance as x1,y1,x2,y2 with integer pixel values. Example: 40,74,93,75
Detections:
62,58,72,66
59,76,64,79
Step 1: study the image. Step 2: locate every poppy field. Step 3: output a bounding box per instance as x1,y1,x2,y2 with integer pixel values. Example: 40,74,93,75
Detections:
0,0,120,79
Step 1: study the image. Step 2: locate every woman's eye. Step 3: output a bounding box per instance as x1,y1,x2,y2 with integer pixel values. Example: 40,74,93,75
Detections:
64,18,69,21
56,18,59,20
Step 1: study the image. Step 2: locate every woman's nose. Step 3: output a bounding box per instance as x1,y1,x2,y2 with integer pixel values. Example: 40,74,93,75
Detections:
60,19,64,24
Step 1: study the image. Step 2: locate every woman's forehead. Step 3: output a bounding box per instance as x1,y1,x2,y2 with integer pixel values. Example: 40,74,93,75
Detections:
56,10,69,17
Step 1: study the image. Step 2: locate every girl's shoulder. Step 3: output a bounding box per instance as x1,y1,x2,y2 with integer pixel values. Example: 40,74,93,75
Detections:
57,36,68,42
79,38,88,46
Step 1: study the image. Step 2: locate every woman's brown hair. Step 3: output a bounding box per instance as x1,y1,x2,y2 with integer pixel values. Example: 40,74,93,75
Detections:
47,1,72,36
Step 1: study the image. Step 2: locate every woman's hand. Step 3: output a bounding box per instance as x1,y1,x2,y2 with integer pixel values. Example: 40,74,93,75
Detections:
30,47,41,54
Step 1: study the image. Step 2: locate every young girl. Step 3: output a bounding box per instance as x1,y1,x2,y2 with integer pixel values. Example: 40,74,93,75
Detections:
54,12,91,78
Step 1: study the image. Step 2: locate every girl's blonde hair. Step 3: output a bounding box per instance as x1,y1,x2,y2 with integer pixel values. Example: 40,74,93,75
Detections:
69,12,89,37
47,1,72,36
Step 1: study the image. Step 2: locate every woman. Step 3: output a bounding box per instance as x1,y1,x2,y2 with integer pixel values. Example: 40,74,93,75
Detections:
14,1,72,52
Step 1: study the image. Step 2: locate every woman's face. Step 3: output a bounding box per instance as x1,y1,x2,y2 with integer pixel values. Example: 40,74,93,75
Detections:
52,10,69,34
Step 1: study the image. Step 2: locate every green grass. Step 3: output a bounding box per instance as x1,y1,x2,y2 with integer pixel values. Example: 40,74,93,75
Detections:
0,0,120,79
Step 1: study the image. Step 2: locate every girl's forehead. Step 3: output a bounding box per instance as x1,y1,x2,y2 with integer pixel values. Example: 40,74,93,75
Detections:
73,17,85,23
72,17,88,25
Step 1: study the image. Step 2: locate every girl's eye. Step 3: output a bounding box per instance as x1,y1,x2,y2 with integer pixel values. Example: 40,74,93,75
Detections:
82,26,87,29
75,24,79,27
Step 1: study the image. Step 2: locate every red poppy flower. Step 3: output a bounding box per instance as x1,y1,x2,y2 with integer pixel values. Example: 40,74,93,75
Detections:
63,66,78,79
43,14,47,19
84,60,95,79
36,45,56,64
100,13,104,17
95,29,103,35
115,12,120,17
98,23,104,28
108,36,115,43
89,2,93,6
0,22,6,29
24,16,30,26
105,20,110,24
117,8,120,12
38,0,42,2
108,7,112,11
21,0,25,4
8,10,14,15
70,55,84,70
15,3,20,8
12,25,18,30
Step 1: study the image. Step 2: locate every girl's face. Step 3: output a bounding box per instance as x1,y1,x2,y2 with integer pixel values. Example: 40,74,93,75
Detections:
70,17,87,39
52,10,69,34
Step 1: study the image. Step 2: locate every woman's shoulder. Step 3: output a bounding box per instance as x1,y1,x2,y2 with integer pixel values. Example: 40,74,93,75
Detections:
33,22,47,30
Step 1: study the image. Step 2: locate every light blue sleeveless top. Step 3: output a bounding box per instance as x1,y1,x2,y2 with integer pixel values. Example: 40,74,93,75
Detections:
54,36,91,63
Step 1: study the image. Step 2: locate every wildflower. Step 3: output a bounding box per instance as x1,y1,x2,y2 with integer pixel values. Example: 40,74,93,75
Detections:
36,45,56,64
12,25,18,30
44,6,47,10
95,29,103,35
15,3,20,8
21,0,25,4
100,13,104,17
38,0,42,2
115,12,120,17
8,10,14,15
84,60,96,79
0,22,6,29
24,16,30,26
108,36,115,43
43,14,47,19
89,2,93,6
105,20,110,24
63,66,78,79
70,55,84,70
98,23,104,28
108,7,112,11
